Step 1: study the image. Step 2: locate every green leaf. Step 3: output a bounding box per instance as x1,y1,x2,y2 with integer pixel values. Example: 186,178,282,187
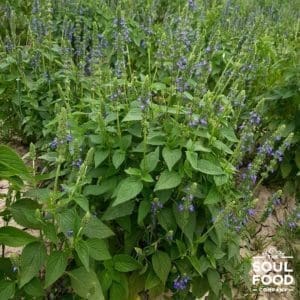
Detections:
102,201,135,221
113,149,126,169
152,251,171,283
281,161,292,178
57,208,79,235
74,195,89,212
10,199,41,229
0,227,37,247
0,280,15,300
110,282,128,300
94,149,109,167
138,200,151,225
45,251,68,288
197,160,224,175
19,242,47,288
140,147,159,172
82,216,114,239
207,269,222,295
145,271,161,289
157,208,176,231
122,108,143,122
151,82,166,91
204,186,221,205
154,170,181,191
75,240,90,271
192,277,209,298
114,254,142,272
213,140,233,154
24,278,44,297
113,177,143,206
68,267,105,300
186,151,198,170
188,256,202,275
173,203,196,242
220,127,238,143
162,147,182,171
84,177,117,196
0,145,31,179
86,238,111,261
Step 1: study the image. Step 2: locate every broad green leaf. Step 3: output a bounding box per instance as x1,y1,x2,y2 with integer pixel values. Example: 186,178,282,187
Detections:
122,108,143,122
113,149,125,169
140,147,159,172
45,251,68,288
110,282,128,300
94,149,109,168
213,140,233,154
151,82,166,91
68,267,104,300
84,177,117,196
10,199,41,229
281,161,292,178
102,201,135,221
192,277,209,298
145,271,161,290
186,151,198,170
57,208,79,235
74,195,89,212
197,160,224,175
138,200,151,225
154,170,181,191
207,269,222,295
24,278,44,297
0,145,30,179
162,147,182,171
220,127,238,142
114,254,142,272
188,256,202,275
173,203,196,242
113,177,143,206
0,227,37,247
82,216,114,239
152,251,171,283
204,186,221,205
157,208,176,231
19,242,47,288
75,240,90,271
0,280,15,300
86,238,111,261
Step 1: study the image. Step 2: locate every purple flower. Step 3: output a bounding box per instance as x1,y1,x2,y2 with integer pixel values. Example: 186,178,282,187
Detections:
151,201,163,214
178,203,184,212
247,208,256,217
249,112,261,125
177,56,188,70
49,138,58,149
188,0,197,10
205,46,212,53
72,158,82,168
66,134,73,142
273,150,283,162
250,174,257,184
188,204,195,212
12,266,18,273
200,118,207,126
66,229,74,237
273,198,281,206
288,222,297,229
173,275,190,291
